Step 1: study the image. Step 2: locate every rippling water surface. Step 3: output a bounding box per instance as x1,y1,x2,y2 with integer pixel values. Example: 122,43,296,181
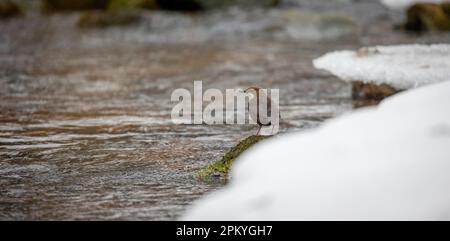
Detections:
1,0,449,220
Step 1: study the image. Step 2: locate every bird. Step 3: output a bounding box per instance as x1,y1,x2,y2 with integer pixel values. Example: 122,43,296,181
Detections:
244,86,278,136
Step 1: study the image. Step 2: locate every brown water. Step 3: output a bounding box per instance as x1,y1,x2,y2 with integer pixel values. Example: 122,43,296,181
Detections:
1,1,449,220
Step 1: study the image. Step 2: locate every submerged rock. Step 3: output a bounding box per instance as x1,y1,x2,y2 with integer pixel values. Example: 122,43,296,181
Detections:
197,135,267,179
404,3,450,32
77,10,142,28
0,0,22,18
42,0,110,12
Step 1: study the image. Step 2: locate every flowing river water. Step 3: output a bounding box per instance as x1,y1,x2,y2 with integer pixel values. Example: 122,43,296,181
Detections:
1,0,449,220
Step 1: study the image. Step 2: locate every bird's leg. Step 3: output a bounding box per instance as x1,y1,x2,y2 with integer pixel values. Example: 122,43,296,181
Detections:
256,125,262,136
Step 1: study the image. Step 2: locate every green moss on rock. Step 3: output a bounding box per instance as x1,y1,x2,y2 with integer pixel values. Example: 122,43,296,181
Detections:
198,135,267,179
0,0,22,18
77,10,141,28
404,3,450,32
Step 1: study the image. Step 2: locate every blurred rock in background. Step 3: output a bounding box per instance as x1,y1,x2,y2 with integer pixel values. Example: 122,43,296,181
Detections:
0,0,22,18
40,0,281,28
42,0,279,13
108,0,157,11
42,0,110,12
404,3,450,32
155,0,279,11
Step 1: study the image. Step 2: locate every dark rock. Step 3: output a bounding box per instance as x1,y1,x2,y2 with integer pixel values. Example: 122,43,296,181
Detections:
404,3,450,32
156,0,202,11
352,81,401,108
156,0,279,11
42,0,278,13
42,0,110,12
108,0,157,11
0,0,22,19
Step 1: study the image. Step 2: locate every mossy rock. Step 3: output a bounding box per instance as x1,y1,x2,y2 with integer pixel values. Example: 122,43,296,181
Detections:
198,135,267,179
42,0,110,13
108,0,157,11
42,0,278,13
442,3,450,16
352,81,401,108
77,10,141,28
155,0,279,11
0,0,22,18
404,3,450,32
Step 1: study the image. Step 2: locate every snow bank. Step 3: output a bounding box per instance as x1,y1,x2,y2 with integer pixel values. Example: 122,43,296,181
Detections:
184,80,450,220
313,44,450,90
381,0,450,10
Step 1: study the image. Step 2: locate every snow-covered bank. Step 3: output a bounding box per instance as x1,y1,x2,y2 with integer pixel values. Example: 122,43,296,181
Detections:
381,0,450,10
313,44,450,90
184,80,450,220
